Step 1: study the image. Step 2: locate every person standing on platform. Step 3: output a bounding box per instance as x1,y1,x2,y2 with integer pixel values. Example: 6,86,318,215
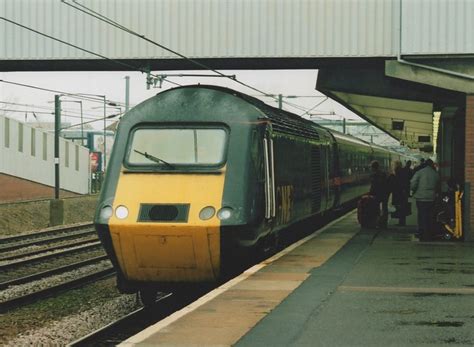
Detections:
410,159,440,241
390,160,410,226
413,158,426,174
403,160,414,183
369,160,389,228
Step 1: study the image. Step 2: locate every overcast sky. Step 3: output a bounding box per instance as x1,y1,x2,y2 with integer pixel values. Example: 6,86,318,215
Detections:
0,69,363,131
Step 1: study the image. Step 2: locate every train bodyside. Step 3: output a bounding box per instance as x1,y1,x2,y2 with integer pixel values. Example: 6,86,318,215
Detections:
95,86,337,293
95,87,266,292
95,85,409,295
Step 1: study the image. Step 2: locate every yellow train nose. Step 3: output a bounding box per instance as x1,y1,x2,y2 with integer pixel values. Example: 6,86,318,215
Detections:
108,170,225,283
110,224,220,282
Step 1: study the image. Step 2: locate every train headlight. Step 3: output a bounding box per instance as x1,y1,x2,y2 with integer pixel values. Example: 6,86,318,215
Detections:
115,205,129,219
199,206,215,220
99,205,113,221
217,207,233,220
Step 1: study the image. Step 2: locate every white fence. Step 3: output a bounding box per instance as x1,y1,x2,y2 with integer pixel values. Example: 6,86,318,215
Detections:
0,115,90,194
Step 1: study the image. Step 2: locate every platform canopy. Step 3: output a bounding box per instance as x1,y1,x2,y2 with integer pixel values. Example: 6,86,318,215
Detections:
316,61,468,152
329,92,433,149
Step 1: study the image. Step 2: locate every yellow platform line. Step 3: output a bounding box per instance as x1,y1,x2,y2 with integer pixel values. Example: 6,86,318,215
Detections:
120,210,358,346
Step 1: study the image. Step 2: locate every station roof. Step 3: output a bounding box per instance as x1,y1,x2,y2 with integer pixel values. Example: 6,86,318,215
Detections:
316,61,468,151
329,92,433,149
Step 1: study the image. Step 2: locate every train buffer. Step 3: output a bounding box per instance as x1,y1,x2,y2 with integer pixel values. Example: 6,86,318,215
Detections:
121,209,474,346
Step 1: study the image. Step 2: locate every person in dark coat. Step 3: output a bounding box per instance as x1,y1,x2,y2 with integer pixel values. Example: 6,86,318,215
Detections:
403,160,414,185
413,158,426,174
389,160,410,226
369,160,389,228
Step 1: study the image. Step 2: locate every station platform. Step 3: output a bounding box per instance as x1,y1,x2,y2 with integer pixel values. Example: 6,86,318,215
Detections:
121,209,474,347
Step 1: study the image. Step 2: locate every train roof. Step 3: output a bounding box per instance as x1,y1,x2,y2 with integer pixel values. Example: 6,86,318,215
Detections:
148,85,409,157
160,85,333,140
329,130,372,149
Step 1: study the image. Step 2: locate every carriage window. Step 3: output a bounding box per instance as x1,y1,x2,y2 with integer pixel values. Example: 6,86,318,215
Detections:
127,127,228,167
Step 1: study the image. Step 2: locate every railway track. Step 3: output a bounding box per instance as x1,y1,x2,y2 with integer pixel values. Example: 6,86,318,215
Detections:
0,255,109,290
67,212,350,346
0,223,114,313
0,241,103,273
0,267,115,313
0,228,96,253
0,224,97,261
0,223,103,277
68,291,210,346
0,223,94,246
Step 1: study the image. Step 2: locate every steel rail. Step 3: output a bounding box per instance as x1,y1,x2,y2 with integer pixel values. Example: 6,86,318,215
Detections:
0,229,96,253
0,255,109,290
68,308,146,346
0,267,115,313
0,223,93,244
68,287,213,346
0,242,102,271
68,293,174,347
0,237,99,262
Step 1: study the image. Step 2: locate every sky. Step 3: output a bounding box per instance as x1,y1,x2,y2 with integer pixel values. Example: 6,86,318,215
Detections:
0,68,399,146
0,69,363,129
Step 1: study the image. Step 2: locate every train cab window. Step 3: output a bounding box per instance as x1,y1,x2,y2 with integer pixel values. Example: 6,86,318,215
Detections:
126,127,228,168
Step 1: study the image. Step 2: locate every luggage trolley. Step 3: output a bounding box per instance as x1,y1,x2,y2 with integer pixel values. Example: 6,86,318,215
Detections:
436,186,463,240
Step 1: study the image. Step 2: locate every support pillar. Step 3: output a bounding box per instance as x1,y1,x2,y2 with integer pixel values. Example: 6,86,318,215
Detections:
438,108,455,191
50,199,64,227
464,95,474,241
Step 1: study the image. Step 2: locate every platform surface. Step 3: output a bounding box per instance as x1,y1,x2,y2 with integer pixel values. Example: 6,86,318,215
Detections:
122,209,474,347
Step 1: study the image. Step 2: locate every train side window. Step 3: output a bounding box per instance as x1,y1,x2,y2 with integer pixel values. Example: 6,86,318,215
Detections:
263,135,276,219
250,129,264,180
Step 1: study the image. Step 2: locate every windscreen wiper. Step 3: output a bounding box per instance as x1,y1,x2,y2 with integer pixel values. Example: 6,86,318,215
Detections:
133,149,175,169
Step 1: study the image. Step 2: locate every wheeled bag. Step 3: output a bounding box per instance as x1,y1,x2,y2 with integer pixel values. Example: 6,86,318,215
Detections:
357,194,380,228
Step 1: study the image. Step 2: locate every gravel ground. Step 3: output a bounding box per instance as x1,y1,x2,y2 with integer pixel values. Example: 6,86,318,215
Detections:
0,196,97,235
0,234,98,260
0,223,92,243
0,260,113,303
0,227,94,248
0,277,139,344
0,249,106,283
0,241,102,267
6,294,140,346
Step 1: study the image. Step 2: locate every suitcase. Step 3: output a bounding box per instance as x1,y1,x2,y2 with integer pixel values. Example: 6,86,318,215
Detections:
357,195,380,228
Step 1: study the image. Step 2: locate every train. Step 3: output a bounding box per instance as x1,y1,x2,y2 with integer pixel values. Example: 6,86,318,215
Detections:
95,85,410,303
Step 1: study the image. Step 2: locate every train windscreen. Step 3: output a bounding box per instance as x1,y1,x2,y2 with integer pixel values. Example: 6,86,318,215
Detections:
126,127,227,168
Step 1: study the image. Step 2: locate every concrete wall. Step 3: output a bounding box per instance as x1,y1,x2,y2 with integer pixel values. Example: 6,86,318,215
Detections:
0,173,78,202
0,115,90,194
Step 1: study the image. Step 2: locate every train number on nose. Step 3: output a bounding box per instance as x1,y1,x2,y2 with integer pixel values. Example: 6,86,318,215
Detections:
277,185,294,224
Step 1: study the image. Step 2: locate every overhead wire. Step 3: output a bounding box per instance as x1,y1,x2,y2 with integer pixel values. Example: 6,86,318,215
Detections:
61,0,317,112
0,108,99,121
0,79,108,103
0,16,181,88
0,100,100,118
299,97,329,117
2,2,329,121
61,113,122,130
